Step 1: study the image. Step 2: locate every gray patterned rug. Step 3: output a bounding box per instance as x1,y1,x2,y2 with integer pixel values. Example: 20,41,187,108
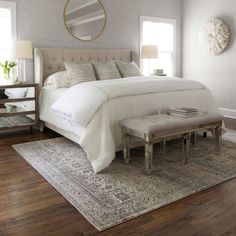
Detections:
13,132,236,231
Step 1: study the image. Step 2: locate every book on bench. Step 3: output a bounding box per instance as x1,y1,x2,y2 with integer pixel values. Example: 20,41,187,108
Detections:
168,107,199,117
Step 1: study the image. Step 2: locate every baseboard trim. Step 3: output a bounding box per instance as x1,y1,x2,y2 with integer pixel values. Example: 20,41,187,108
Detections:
220,108,236,120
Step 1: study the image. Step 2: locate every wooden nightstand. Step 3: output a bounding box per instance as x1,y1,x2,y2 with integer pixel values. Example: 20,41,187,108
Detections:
0,83,39,133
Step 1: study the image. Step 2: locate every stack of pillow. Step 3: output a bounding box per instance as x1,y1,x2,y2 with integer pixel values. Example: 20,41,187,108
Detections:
44,61,142,89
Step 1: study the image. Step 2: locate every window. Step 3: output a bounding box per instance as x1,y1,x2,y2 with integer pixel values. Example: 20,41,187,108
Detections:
0,1,16,80
140,16,176,76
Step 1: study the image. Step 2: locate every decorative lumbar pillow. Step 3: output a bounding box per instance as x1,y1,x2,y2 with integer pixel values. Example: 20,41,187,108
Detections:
65,62,97,86
44,71,70,89
116,61,142,78
92,61,121,80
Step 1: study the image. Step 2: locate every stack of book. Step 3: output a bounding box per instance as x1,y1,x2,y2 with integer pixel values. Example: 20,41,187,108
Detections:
168,107,199,117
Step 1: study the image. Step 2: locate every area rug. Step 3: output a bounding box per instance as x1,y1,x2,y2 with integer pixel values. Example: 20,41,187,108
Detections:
13,132,236,231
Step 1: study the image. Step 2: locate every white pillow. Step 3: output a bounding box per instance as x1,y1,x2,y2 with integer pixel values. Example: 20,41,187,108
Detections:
42,84,59,91
44,71,70,89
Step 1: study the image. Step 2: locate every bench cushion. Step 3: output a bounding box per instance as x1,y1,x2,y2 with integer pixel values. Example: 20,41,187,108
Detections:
120,114,223,135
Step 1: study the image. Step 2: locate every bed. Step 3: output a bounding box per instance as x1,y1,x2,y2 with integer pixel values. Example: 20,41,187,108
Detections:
35,48,140,144
34,48,221,173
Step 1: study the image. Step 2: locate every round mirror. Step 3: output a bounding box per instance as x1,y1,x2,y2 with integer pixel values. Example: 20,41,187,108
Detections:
64,0,106,41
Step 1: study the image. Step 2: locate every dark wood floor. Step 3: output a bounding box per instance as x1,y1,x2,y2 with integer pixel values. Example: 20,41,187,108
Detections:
1,119,236,236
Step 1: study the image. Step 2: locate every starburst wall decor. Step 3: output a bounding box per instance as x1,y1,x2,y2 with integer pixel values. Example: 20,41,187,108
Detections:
199,18,230,55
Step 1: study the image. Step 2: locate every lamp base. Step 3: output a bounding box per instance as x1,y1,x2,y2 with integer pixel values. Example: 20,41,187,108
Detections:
17,59,27,82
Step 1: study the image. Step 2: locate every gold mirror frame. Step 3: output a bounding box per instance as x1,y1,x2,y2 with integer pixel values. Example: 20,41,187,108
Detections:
64,0,106,42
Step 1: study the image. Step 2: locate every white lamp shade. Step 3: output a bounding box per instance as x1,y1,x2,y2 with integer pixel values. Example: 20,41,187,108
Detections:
141,45,158,59
12,40,33,59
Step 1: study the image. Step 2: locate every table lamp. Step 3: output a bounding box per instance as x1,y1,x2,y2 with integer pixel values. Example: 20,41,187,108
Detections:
12,40,33,82
141,45,158,75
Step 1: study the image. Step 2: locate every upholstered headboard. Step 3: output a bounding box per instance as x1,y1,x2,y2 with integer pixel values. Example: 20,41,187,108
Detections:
34,48,140,89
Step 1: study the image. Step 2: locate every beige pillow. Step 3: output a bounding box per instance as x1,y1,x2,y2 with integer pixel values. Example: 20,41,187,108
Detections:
93,61,121,80
44,71,70,89
65,62,96,86
116,61,142,78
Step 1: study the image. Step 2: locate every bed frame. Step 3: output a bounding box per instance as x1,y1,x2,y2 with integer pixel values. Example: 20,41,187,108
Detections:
34,48,140,148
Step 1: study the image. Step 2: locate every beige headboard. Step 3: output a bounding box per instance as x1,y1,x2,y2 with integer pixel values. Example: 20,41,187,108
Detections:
34,48,140,89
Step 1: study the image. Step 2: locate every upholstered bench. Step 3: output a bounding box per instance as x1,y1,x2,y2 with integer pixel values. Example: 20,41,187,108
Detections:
120,113,223,174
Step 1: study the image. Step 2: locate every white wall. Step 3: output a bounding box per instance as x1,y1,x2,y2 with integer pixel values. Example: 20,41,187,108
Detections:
183,0,236,118
7,0,183,80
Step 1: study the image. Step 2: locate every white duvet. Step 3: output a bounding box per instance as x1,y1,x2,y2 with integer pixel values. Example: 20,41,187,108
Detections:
51,76,220,173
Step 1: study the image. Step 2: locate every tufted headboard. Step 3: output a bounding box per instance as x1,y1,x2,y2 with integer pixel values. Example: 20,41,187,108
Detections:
34,48,140,90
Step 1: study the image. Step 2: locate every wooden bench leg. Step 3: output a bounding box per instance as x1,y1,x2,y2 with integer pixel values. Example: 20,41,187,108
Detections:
160,138,166,155
123,133,131,164
145,142,153,174
215,126,222,154
183,133,191,164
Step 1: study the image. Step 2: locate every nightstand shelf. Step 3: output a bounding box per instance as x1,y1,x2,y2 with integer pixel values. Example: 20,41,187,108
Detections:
0,83,39,133
0,97,35,104
0,110,36,117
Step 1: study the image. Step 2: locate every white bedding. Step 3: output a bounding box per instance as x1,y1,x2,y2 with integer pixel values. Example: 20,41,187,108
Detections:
48,76,220,173
40,85,84,136
51,77,208,127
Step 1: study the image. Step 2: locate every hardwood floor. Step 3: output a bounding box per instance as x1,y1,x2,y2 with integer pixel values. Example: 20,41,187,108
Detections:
0,124,236,236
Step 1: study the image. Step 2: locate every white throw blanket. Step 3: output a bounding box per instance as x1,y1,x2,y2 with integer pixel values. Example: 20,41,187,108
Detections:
51,77,206,127
51,76,220,173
